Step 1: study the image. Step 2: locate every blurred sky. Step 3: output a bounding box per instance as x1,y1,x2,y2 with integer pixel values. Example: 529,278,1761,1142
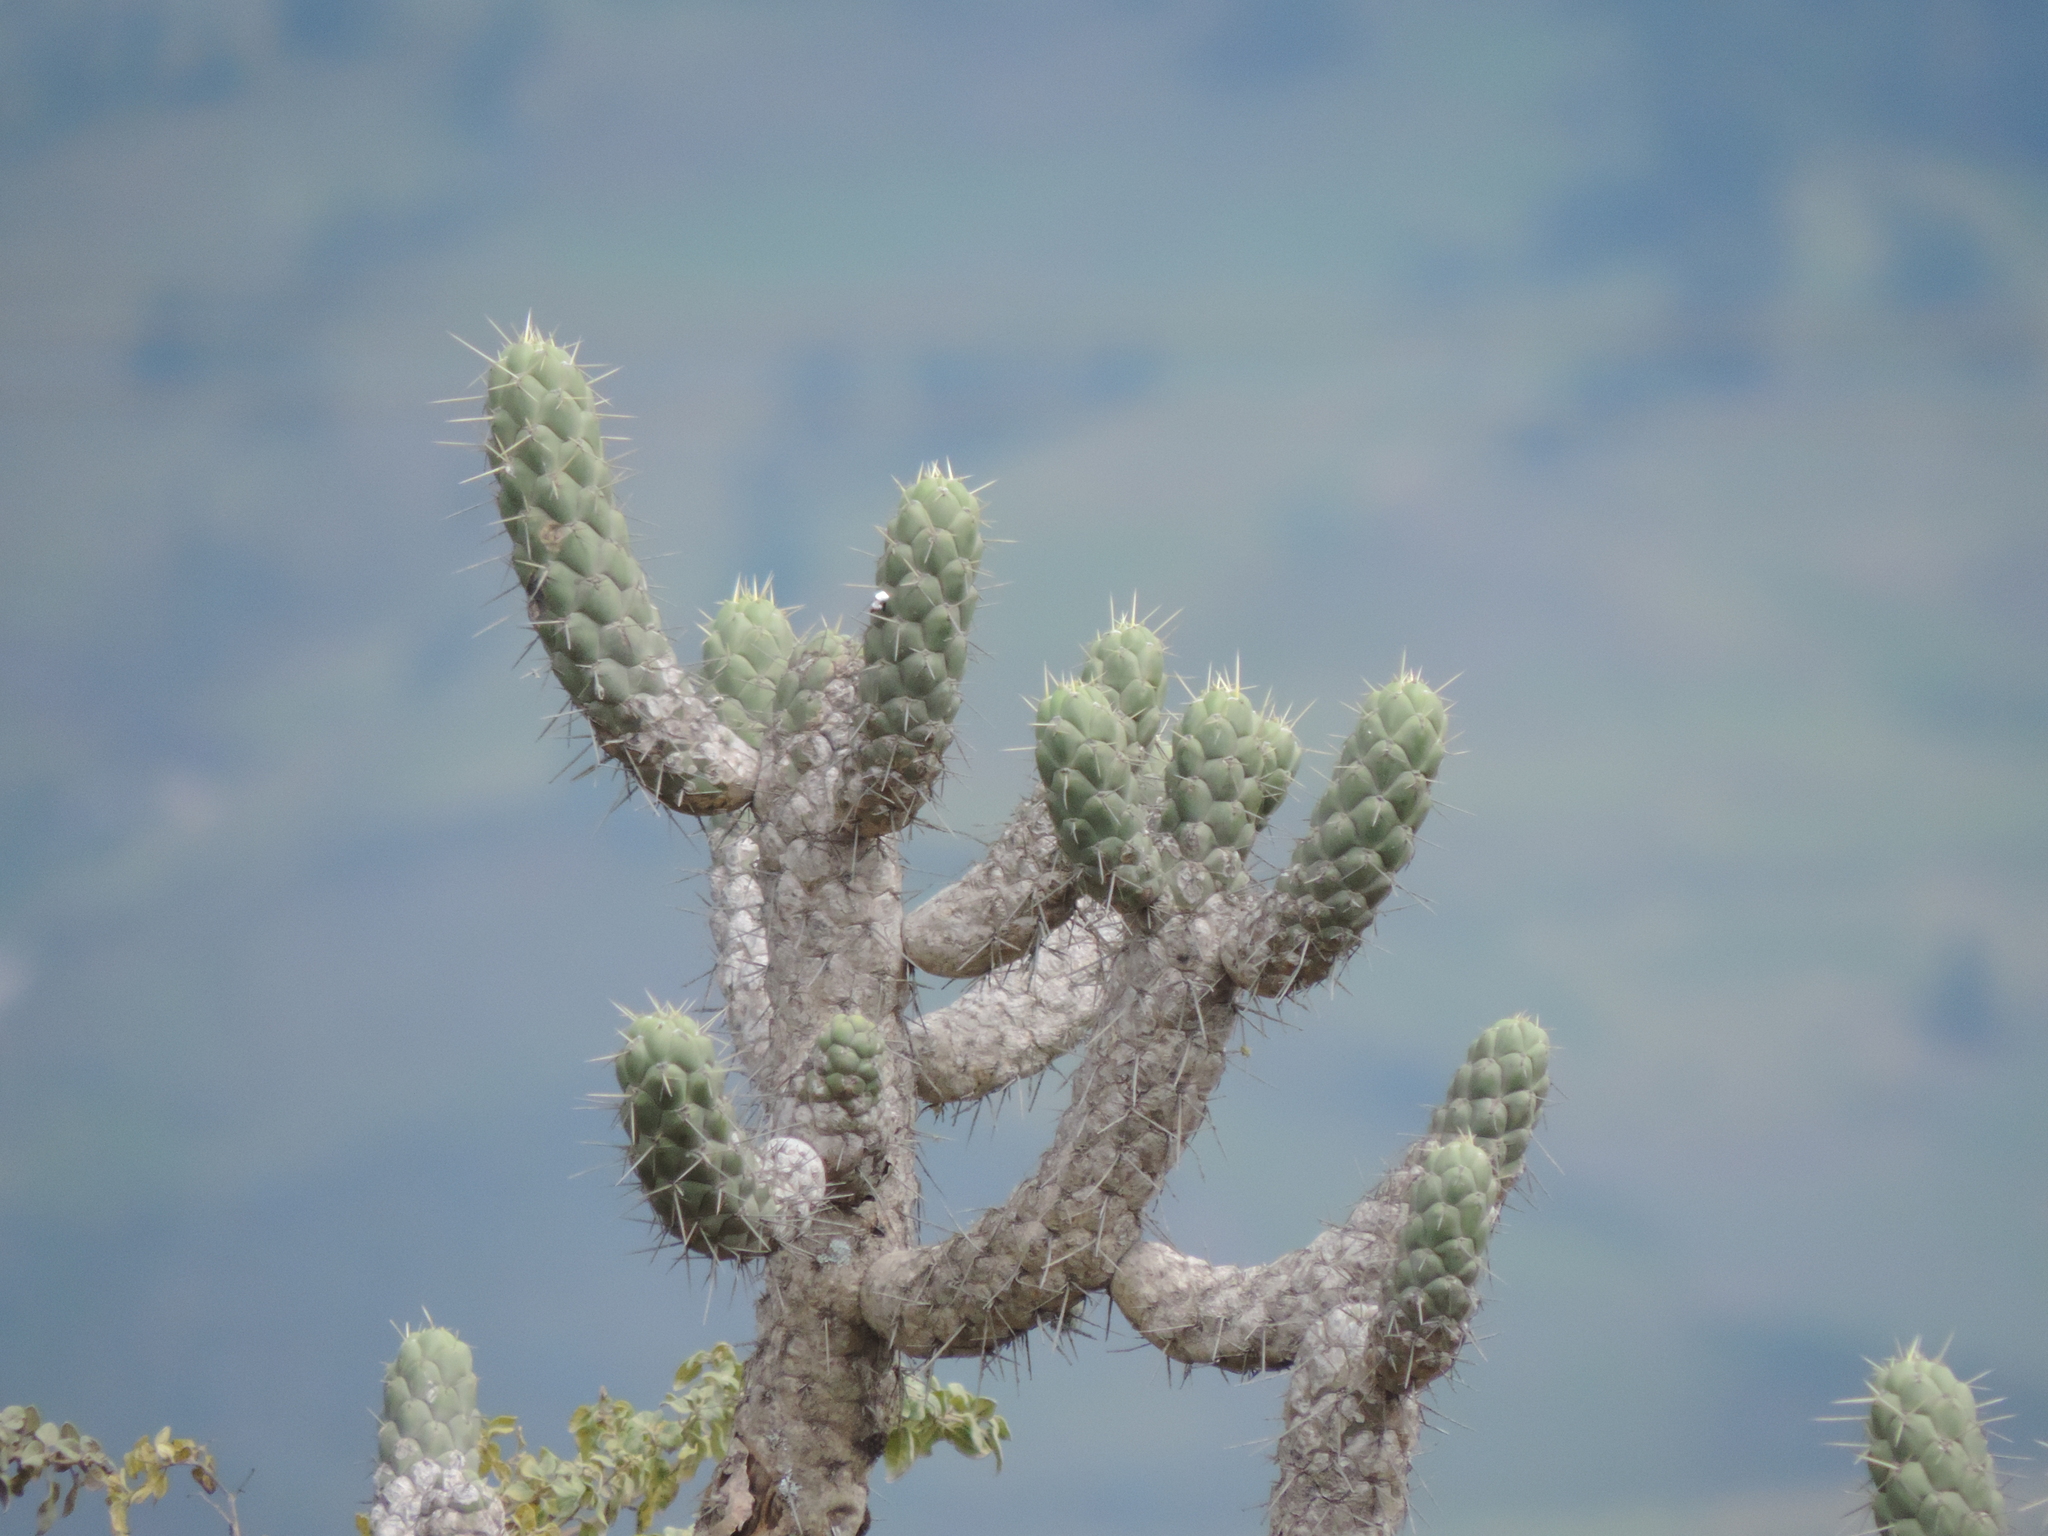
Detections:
2,3,2045,1534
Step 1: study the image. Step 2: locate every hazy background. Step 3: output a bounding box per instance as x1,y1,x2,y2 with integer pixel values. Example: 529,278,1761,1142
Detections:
3,3,2045,1534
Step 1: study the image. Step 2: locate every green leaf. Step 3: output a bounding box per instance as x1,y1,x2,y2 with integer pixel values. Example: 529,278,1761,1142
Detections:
882,1426,915,1482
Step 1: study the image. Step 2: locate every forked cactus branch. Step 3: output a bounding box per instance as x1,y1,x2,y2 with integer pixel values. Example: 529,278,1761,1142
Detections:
458,323,1553,1536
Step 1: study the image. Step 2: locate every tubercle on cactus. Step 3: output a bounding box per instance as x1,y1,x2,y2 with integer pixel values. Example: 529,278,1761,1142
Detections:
461,321,1530,1536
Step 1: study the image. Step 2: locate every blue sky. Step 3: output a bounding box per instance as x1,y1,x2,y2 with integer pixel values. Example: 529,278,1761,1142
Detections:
3,4,2045,1534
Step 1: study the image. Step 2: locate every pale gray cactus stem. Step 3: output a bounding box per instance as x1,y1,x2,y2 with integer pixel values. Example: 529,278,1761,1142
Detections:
472,329,1545,1536
899,793,1079,977
370,1456,506,1536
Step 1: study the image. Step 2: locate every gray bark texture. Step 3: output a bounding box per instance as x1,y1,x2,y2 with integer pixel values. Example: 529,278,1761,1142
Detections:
474,336,1547,1535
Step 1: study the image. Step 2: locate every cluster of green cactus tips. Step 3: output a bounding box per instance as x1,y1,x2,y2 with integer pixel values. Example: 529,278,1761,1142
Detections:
1032,655,1442,923
802,1013,884,1107
378,1327,484,1476
1862,1345,2006,1536
614,1009,773,1258
858,470,984,805
700,581,797,746
1032,621,1314,911
1275,675,1448,964
1431,1015,1551,1184
1387,1137,1500,1350
485,336,682,737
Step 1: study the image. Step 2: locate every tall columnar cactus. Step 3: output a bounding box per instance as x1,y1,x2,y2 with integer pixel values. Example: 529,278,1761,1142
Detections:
466,323,1553,1536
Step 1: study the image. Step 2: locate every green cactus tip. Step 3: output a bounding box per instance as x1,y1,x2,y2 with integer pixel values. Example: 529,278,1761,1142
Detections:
614,1008,775,1258
378,1324,484,1476
803,1012,884,1108
700,578,799,746
1862,1343,2006,1536
1431,1015,1551,1184
1388,1135,1499,1340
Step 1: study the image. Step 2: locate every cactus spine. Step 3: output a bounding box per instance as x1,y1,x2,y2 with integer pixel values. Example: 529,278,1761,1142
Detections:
451,323,1547,1536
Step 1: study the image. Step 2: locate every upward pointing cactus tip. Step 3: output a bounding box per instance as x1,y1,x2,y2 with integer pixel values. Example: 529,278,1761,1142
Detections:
1862,1341,2007,1536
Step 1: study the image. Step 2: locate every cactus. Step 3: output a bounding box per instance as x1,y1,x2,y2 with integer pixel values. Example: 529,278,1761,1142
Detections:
801,1012,884,1109
1430,1014,1550,1183
1858,1344,2007,1536
615,1011,759,1255
1158,679,1302,905
454,322,1550,1536
699,580,798,747
370,1328,505,1536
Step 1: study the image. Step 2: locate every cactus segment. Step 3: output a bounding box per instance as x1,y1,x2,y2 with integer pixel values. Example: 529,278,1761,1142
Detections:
701,582,797,747
1387,1137,1499,1340
614,1009,774,1258
802,1012,884,1108
1034,679,1161,908
1250,713,1305,824
774,627,852,736
485,328,745,812
1431,1016,1551,1184
855,469,984,814
1274,675,1448,970
377,1327,484,1476
487,333,675,732
1864,1346,2006,1536
1077,620,1168,753
1157,683,1302,903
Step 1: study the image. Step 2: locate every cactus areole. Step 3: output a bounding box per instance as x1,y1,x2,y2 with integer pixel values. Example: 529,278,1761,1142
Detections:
473,325,1550,1536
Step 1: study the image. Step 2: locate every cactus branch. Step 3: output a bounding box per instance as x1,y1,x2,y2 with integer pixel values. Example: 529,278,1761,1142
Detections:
1859,1343,2007,1536
901,793,1080,978
863,906,1243,1357
904,902,1118,1106
1114,1018,1548,1376
1111,1167,1417,1375
486,325,757,814
708,816,774,1078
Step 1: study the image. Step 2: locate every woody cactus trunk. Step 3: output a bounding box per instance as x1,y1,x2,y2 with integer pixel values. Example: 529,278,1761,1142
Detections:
471,325,1551,1536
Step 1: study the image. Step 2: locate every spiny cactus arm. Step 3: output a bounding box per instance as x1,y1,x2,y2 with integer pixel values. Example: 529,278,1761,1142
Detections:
614,1009,825,1258
699,581,798,747
1248,675,1449,996
905,902,1119,1105
1113,1017,1550,1373
901,792,1080,977
848,469,984,833
1266,1306,1420,1536
1034,676,1168,910
1261,1025,1547,1536
862,908,1240,1356
1111,1168,1415,1374
1261,1137,1504,1536
1155,679,1303,909
1860,1344,2007,1536
484,326,757,814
